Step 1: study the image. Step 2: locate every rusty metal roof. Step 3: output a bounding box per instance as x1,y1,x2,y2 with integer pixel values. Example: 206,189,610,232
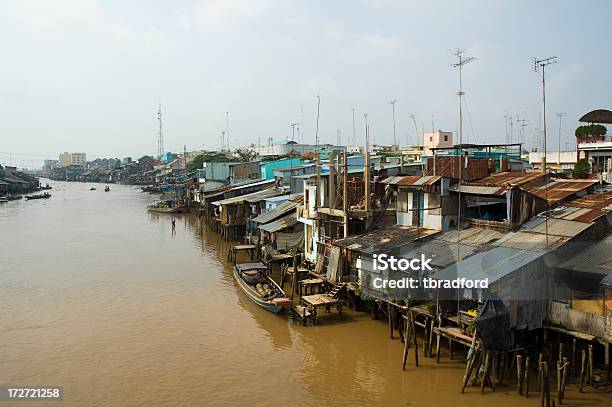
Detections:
526,179,597,203
467,171,546,187
383,175,442,186
569,191,612,209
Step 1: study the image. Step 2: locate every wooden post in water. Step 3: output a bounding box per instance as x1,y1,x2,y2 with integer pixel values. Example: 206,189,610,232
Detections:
412,314,419,367
538,353,543,393
588,344,593,387
579,349,586,393
561,357,568,400
556,360,562,405
571,338,577,377
606,342,610,382
517,354,523,395
402,315,410,371
388,303,393,339
481,351,490,394
524,356,530,397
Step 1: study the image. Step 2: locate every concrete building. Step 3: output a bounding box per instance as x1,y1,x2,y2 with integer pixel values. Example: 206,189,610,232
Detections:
529,151,577,173
43,159,59,172
423,130,452,156
253,141,344,157
59,152,86,167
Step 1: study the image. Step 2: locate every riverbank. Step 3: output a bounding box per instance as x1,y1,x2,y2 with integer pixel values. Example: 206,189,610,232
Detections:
0,181,610,406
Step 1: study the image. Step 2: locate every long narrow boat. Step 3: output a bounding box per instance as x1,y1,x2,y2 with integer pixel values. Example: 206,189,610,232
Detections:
25,192,51,200
233,262,292,313
147,199,183,213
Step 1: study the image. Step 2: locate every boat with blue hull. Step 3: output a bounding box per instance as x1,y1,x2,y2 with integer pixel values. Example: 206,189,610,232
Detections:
233,263,292,313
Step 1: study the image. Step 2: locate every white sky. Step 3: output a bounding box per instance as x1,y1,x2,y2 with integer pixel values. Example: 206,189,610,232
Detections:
1,0,610,167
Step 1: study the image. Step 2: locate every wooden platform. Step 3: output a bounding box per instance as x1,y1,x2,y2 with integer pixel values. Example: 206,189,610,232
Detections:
227,244,256,263
300,294,343,323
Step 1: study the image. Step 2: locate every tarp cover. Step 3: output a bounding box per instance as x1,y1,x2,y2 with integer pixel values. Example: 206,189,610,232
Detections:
475,298,512,351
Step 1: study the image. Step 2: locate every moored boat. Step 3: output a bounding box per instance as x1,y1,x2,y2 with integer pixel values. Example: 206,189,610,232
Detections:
233,262,292,313
147,199,182,213
25,192,51,200
0,196,7,203
104,186,110,192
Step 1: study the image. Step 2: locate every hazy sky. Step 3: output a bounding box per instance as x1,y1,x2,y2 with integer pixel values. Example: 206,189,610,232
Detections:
1,0,610,167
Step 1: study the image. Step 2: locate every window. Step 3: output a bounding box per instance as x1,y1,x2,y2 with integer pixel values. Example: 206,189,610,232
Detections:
444,135,448,141
429,137,433,142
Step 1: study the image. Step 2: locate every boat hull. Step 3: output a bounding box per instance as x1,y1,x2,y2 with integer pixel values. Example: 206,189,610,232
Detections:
232,266,287,313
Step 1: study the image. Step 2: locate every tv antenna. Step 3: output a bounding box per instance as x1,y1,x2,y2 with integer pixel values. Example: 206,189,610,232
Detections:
157,103,164,158
390,100,398,148
533,55,558,250
451,48,476,261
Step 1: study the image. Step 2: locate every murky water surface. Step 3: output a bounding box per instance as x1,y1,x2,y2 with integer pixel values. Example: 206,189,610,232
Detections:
1,182,609,406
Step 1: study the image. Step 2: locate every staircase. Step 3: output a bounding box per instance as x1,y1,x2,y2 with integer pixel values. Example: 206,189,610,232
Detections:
327,282,346,298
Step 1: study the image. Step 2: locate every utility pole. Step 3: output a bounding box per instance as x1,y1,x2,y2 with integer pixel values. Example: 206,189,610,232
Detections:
517,117,529,150
557,112,566,163
451,48,476,260
221,131,225,151
157,103,164,158
225,112,230,151
509,116,514,144
504,114,509,144
300,105,304,144
290,122,299,143
533,55,558,250
390,100,398,149
315,95,321,148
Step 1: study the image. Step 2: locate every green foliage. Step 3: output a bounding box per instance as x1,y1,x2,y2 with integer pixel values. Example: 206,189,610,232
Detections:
234,148,258,162
575,124,607,138
573,158,591,179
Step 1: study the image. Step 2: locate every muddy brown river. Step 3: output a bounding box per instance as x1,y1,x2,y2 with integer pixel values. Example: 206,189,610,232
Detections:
1,181,609,406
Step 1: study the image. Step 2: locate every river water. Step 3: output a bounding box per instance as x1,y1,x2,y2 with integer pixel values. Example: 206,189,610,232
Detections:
1,181,609,406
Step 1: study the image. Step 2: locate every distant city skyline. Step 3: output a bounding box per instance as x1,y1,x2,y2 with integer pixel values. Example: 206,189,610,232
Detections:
1,0,611,168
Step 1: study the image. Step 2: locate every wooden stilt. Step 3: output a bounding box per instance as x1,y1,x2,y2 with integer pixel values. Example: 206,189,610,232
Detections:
572,338,577,377
481,351,490,394
588,344,593,387
461,346,479,393
606,342,610,382
412,314,419,367
388,303,393,339
435,319,441,364
556,360,562,405
538,352,543,393
428,317,435,357
525,356,530,397
402,316,409,371
561,357,568,400
579,349,586,393
517,354,523,395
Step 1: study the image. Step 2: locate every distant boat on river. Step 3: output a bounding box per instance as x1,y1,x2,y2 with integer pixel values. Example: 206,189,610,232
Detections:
25,192,51,200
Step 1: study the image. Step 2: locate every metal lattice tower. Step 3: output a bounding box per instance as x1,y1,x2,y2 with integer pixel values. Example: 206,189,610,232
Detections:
157,103,164,158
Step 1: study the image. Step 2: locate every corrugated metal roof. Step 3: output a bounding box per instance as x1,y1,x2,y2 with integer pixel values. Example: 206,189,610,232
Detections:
448,184,504,195
252,199,301,224
569,191,612,209
258,213,299,233
556,235,612,275
383,175,441,186
435,246,544,284
469,171,546,187
527,179,596,203
212,188,279,206
334,225,437,253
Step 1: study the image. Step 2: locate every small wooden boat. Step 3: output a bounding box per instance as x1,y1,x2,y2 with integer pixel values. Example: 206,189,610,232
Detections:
25,192,51,200
233,262,292,313
90,187,97,191
104,186,110,192
147,199,183,213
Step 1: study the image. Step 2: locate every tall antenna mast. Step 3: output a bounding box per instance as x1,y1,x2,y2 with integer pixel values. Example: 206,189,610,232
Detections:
410,114,418,146
390,100,398,149
533,55,558,250
225,111,230,151
315,95,321,148
351,108,356,152
300,105,305,144
157,103,164,158
557,112,566,163
451,48,476,260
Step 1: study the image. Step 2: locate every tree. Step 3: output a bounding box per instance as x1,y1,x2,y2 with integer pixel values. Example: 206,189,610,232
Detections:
575,124,607,138
573,158,590,179
234,147,257,162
